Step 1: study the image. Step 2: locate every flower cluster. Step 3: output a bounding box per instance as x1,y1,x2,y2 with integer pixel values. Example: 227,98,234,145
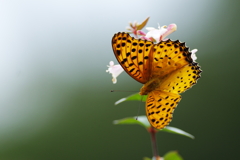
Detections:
106,17,198,84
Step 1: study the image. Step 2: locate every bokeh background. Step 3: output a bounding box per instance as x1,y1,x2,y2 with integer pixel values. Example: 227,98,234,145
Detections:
0,0,239,159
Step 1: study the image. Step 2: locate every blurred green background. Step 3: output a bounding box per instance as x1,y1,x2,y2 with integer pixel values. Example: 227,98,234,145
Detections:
0,0,239,159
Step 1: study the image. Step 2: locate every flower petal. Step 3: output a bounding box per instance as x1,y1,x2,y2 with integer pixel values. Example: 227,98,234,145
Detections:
161,23,177,40
144,24,177,43
191,49,198,61
145,25,167,43
145,27,156,31
106,61,124,84
137,30,146,36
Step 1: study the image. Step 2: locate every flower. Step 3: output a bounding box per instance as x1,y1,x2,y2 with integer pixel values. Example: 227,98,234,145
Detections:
106,61,124,84
143,23,177,43
191,49,198,62
126,17,149,36
145,25,167,43
126,21,138,35
161,23,177,40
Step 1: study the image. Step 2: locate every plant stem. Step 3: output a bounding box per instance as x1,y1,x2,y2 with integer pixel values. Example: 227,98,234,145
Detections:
148,127,161,160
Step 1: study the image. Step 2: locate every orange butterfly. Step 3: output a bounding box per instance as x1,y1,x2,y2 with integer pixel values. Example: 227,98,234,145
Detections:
112,32,201,129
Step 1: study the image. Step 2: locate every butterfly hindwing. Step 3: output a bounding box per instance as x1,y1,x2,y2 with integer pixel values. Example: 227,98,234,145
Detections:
159,62,201,94
112,32,154,84
146,90,181,129
146,62,201,129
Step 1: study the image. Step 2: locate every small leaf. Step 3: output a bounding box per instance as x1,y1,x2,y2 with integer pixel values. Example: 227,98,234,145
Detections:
113,115,150,128
114,93,147,105
114,115,195,138
161,126,195,139
137,17,150,30
164,151,183,160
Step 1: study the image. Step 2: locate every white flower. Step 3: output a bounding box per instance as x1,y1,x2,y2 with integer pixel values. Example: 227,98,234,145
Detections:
145,25,167,43
145,24,177,43
191,49,198,62
106,61,124,84
161,23,177,40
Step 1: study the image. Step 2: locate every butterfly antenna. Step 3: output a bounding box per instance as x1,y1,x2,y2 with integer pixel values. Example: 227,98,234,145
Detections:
110,90,137,92
135,96,144,120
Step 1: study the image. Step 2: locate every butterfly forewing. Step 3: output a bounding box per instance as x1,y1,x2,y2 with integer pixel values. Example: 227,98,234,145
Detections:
146,90,181,129
112,32,154,84
150,40,193,79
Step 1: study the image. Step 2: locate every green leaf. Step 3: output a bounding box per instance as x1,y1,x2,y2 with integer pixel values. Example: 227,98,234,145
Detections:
113,115,150,128
137,17,150,30
113,116,194,138
161,126,194,139
114,93,147,105
164,151,183,160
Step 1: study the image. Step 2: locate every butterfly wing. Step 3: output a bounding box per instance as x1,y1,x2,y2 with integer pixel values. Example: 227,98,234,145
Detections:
149,39,193,79
112,33,194,84
146,90,181,129
112,32,154,84
159,62,201,94
146,62,201,129
112,32,201,129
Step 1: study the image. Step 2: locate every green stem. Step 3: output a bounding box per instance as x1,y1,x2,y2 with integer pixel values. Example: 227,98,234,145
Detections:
148,127,160,159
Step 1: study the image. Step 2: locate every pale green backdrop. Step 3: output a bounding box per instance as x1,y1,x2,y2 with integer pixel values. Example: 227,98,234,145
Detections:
0,0,239,159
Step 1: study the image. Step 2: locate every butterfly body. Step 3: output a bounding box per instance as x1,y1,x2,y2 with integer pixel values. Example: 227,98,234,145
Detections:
140,77,161,95
112,32,201,129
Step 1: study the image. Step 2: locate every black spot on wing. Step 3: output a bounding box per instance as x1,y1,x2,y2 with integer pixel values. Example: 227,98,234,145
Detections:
131,56,137,60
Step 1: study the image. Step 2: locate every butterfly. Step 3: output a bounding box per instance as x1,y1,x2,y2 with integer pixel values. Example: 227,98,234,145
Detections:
112,32,201,129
